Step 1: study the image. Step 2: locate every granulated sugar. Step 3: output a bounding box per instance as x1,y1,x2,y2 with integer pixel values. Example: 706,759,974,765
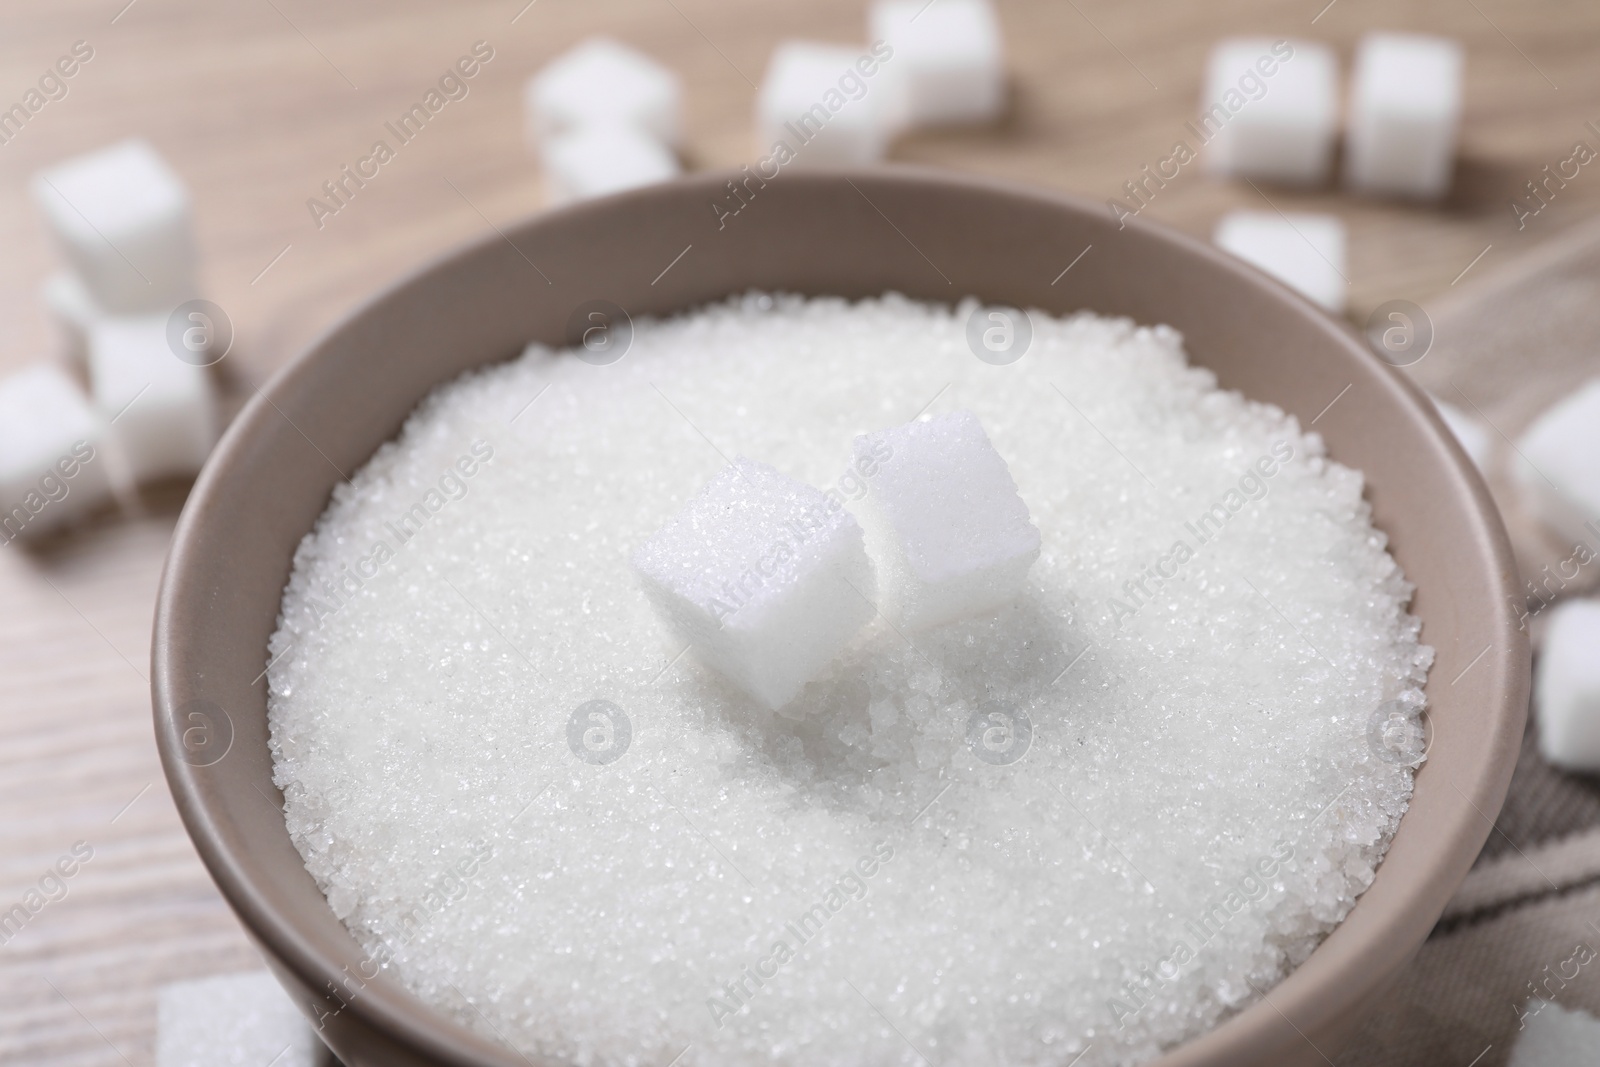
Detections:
267,293,1431,1066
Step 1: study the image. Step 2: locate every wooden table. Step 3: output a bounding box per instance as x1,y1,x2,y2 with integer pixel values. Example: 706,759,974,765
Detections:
2,0,1597,1062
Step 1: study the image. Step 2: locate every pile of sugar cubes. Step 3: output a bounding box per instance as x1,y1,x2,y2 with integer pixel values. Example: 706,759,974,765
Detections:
633,409,1040,709
1,138,218,545
1513,378,1600,774
523,0,1007,202
156,969,330,1067
1206,33,1464,315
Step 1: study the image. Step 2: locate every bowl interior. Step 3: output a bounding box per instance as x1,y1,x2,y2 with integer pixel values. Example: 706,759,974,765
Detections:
153,168,1528,1067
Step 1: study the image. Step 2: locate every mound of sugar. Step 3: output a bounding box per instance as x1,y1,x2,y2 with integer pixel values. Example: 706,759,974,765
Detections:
847,409,1040,630
633,456,876,709
268,293,1430,1067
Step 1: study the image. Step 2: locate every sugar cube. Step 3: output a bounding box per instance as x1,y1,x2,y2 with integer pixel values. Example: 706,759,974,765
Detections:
524,37,682,150
1201,38,1338,185
32,139,197,314
42,271,102,372
1345,33,1464,199
1510,999,1600,1067
846,410,1040,631
1214,211,1348,313
1513,378,1600,548
1535,599,1600,772
1433,397,1492,471
157,970,330,1067
756,41,905,166
0,364,114,543
542,125,681,206
633,457,876,709
868,0,1004,127
88,316,216,483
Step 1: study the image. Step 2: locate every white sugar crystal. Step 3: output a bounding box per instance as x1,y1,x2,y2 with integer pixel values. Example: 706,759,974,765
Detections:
846,409,1039,630
1432,397,1492,471
269,294,1430,1067
88,315,216,483
0,364,113,542
1510,1000,1600,1067
1214,210,1347,312
756,41,904,165
1513,378,1600,547
541,125,680,205
633,456,875,708
524,37,682,150
1202,39,1338,185
32,139,196,314
157,970,326,1067
1535,599,1600,772
42,271,102,372
1345,33,1464,199
868,0,1004,127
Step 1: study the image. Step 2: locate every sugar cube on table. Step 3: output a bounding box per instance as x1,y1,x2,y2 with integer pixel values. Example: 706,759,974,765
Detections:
88,315,216,484
1201,38,1338,185
157,970,331,1067
868,0,1004,127
1432,397,1492,471
633,457,876,709
524,37,682,150
42,270,102,372
1214,210,1347,313
0,364,114,543
1513,378,1600,548
542,125,681,205
32,139,197,314
1535,599,1600,772
1509,999,1600,1067
1345,33,1464,199
756,41,905,166
846,410,1040,632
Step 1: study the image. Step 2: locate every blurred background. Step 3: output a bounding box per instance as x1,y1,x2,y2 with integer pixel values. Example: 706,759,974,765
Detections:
1,1,1598,1064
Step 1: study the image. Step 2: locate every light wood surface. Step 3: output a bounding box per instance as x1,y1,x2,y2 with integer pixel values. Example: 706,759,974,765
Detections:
2,0,1598,1063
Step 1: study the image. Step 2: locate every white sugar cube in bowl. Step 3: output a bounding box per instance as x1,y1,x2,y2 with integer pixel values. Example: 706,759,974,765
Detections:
1512,378,1600,547
1202,38,1338,185
524,37,682,150
847,409,1040,630
1214,210,1347,312
0,364,113,542
633,456,875,709
868,0,1005,127
32,139,197,314
1345,33,1464,200
88,315,216,483
756,41,904,165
